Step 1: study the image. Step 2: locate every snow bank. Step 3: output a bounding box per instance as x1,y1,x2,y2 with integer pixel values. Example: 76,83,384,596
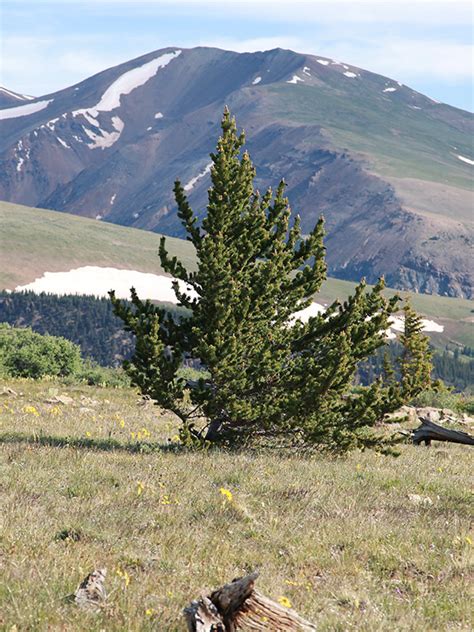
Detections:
290,302,325,324
15,266,198,303
0,99,53,120
154,111,164,119
316,59,329,65
83,116,124,149
287,75,304,84
88,50,181,115
389,315,444,333
343,71,358,78
457,154,474,166
383,87,397,93
183,162,213,192
252,76,262,85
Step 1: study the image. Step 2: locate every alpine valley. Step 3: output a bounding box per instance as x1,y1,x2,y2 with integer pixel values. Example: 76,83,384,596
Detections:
0,46,473,298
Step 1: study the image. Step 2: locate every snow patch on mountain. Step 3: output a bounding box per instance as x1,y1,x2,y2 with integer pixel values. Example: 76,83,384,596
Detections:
57,137,70,149
316,59,329,65
183,162,213,191
303,67,311,76
457,154,474,166
343,71,358,78
83,116,124,150
389,315,444,333
110,194,116,205
252,76,262,85
15,266,198,303
0,99,53,120
154,111,164,119
287,75,304,84
84,50,181,116
383,87,397,93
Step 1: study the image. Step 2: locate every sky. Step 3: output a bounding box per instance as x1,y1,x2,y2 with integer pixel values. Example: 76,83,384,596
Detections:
1,0,473,111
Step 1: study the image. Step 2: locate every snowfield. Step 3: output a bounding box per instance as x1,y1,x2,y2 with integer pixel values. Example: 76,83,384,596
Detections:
0,99,53,120
15,267,197,303
183,163,213,192
14,267,444,338
287,75,304,84
77,50,182,116
457,154,474,166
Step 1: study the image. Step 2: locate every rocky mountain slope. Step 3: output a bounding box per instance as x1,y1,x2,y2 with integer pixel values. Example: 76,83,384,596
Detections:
0,47,472,297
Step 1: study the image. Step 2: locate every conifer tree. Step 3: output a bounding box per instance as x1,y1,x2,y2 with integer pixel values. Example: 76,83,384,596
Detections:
110,109,435,450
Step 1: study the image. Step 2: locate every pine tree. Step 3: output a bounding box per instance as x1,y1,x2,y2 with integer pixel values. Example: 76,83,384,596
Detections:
110,109,435,450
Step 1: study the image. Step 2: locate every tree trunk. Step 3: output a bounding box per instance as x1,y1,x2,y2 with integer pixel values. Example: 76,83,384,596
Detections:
184,572,317,631
413,418,474,446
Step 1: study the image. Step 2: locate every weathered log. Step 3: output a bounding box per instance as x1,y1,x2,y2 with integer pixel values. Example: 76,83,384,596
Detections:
413,418,474,446
184,572,317,631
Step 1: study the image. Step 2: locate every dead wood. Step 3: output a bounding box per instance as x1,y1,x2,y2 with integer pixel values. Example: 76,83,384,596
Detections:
413,418,474,447
184,572,317,631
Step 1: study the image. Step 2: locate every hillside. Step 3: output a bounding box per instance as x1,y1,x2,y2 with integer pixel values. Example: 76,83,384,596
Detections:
1,379,472,629
1,201,473,351
0,46,472,297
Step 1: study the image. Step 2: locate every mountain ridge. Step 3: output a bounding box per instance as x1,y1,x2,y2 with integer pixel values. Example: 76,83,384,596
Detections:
0,46,472,297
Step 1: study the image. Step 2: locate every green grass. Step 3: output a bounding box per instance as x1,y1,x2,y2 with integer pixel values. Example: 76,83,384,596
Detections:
267,83,473,192
1,201,472,351
0,378,473,630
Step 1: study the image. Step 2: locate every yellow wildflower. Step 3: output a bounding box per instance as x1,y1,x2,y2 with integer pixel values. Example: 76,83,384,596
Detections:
145,608,157,616
85,431,92,438
50,405,62,416
119,419,125,428
277,596,292,608
220,487,233,503
23,405,39,417
116,567,131,586
465,536,472,546
137,481,145,496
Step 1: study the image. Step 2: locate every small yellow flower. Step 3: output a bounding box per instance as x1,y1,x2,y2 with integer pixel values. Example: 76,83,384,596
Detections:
171,434,180,442
50,405,62,416
356,463,361,471
465,536,472,546
130,431,136,440
285,579,299,586
277,596,292,608
220,487,233,503
119,419,125,428
137,481,145,496
85,431,92,438
116,567,131,586
23,405,39,417
145,608,157,616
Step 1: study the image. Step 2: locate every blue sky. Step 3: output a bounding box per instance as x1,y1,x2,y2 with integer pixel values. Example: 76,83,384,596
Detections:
1,0,473,111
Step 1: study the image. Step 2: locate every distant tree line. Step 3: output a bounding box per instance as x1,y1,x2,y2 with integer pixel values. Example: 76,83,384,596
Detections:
358,342,474,392
1,290,472,391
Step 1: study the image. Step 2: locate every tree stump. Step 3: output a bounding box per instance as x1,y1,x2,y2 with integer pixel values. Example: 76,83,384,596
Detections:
413,418,474,446
184,572,317,631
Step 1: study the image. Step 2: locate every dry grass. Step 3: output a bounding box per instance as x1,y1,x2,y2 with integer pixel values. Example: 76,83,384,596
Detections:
0,378,472,631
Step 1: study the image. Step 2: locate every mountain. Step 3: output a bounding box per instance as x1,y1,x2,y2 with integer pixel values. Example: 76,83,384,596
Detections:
0,86,35,108
0,46,473,297
1,200,473,352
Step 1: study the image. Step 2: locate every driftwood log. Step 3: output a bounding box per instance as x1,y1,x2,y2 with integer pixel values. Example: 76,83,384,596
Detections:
184,571,317,631
413,418,474,446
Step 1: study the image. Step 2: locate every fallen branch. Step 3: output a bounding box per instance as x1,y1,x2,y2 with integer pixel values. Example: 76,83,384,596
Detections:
184,571,317,631
413,418,474,447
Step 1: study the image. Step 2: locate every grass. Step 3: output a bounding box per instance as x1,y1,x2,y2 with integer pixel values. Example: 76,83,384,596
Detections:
267,83,473,192
0,378,473,630
1,201,473,351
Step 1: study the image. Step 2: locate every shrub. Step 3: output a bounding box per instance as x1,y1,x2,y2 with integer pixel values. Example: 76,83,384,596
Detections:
0,323,82,378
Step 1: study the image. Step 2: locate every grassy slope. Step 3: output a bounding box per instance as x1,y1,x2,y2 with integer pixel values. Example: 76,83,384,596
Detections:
0,379,472,630
267,83,473,193
1,200,472,349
